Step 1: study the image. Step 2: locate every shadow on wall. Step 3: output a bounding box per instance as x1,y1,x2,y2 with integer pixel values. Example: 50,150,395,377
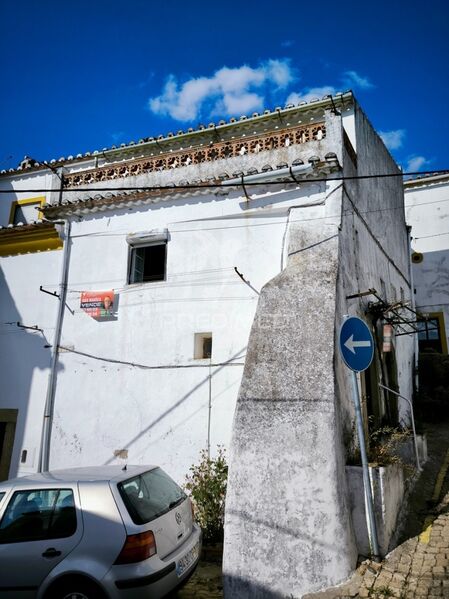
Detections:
0,267,59,478
223,577,286,599
103,347,247,466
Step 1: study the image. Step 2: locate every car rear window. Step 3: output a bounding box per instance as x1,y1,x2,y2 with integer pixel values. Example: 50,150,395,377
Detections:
118,468,186,525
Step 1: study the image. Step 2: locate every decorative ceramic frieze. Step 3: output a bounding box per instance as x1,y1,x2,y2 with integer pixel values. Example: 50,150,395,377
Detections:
63,122,326,188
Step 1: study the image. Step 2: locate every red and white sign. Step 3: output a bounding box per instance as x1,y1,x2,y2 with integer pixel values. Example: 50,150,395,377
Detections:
80,291,115,318
382,324,393,352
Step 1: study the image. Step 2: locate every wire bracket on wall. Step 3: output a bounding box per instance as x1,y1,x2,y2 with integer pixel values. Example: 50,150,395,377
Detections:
39,285,75,315
234,267,260,296
16,321,43,333
326,95,341,116
39,285,60,299
346,288,377,299
347,288,425,336
289,167,302,184
240,175,251,201
212,125,221,143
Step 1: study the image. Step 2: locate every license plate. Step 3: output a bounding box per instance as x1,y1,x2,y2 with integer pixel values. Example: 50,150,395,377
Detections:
176,541,200,577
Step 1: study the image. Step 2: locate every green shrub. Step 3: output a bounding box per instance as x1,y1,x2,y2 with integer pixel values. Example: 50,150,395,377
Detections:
368,424,411,467
184,447,228,544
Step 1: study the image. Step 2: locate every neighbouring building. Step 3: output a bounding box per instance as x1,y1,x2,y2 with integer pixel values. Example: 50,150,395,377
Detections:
0,92,416,596
405,172,449,355
404,172,449,422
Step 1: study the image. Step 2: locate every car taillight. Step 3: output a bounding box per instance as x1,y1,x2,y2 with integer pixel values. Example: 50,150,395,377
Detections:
114,531,157,564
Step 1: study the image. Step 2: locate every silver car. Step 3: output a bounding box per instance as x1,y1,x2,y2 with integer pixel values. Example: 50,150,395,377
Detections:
0,465,202,598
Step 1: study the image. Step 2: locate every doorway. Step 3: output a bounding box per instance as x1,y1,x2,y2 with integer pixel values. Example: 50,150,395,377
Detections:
0,409,18,481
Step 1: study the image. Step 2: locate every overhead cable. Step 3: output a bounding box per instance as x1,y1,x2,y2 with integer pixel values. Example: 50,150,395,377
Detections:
0,169,448,194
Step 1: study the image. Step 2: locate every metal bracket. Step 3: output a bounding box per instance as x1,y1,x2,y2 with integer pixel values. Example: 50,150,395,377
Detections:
16,321,43,333
234,267,260,295
346,288,377,300
212,125,221,143
40,285,60,299
240,175,251,201
326,95,341,116
289,167,302,184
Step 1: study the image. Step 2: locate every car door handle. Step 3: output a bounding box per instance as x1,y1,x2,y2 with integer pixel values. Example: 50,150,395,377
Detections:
42,547,62,558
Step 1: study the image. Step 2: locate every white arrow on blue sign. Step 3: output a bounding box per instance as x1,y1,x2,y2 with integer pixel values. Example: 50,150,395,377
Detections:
339,316,374,372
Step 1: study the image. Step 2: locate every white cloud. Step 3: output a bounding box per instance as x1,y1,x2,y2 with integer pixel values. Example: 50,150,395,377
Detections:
285,69,373,108
379,129,406,150
218,93,264,116
149,63,375,122
342,70,374,90
286,86,336,105
148,59,295,122
405,155,430,172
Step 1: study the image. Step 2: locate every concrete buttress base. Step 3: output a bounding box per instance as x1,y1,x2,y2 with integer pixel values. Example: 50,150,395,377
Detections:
223,224,357,598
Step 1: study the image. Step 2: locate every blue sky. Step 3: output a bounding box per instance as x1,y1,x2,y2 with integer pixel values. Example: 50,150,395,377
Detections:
1,0,448,173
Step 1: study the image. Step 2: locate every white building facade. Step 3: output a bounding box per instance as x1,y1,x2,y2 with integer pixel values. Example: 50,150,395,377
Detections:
405,172,449,355
0,92,416,595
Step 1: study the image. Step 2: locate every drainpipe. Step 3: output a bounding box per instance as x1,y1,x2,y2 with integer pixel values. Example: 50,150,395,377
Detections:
207,359,212,459
38,219,71,472
407,225,419,397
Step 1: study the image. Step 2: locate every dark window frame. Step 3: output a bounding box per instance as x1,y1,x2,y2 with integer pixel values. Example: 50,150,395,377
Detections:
127,242,167,285
194,333,213,360
118,467,186,525
417,313,447,354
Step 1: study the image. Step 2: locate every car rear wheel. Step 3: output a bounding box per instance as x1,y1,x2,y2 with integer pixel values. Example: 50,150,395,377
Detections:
48,577,105,599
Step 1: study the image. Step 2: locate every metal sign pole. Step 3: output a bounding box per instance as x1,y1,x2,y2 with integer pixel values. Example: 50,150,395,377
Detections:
340,315,380,560
350,369,380,560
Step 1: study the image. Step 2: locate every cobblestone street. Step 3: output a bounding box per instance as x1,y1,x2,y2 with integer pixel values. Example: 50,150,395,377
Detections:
174,561,223,599
175,422,449,598
304,494,449,598
305,421,449,599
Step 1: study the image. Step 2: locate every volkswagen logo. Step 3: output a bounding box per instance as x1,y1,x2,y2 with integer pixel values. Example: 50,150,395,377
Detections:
175,512,182,525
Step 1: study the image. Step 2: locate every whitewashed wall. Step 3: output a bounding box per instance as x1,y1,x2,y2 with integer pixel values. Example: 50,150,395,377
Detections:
0,170,62,477
405,175,449,350
49,183,331,483
337,104,414,432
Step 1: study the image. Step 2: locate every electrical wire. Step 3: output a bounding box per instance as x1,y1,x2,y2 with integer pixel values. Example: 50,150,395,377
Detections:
49,196,449,242
414,231,449,240
1,169,448,194
57,345,246,370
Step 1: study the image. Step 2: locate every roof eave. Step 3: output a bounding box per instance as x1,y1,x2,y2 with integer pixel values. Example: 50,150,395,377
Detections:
0,92,354,178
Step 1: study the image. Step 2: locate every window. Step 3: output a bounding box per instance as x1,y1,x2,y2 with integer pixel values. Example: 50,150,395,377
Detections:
118,468,186,525
0,409,17,482
0,488,76,543
9,197,45,225
194,333,212,359
1,197,62,257
126,229,168,284
417,313,447,354
129,244,166,283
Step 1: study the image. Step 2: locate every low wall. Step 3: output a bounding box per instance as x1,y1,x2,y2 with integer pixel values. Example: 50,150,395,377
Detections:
346,464,405,557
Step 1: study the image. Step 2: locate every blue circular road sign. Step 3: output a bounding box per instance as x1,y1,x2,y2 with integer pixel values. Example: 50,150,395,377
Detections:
339,316,374,372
